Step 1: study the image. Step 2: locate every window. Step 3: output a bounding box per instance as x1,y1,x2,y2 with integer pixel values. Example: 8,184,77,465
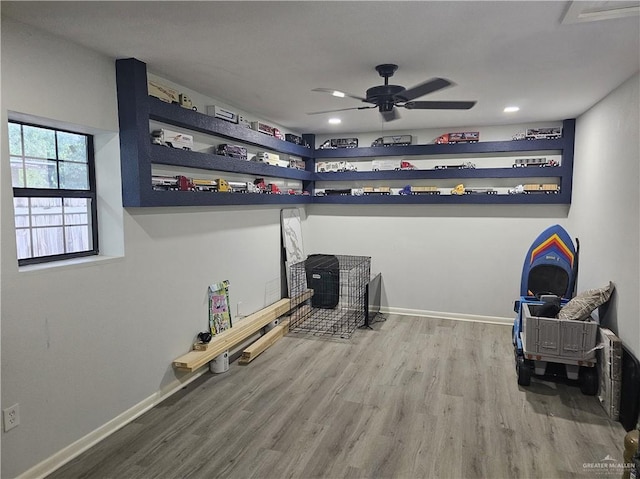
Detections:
9,121,98,265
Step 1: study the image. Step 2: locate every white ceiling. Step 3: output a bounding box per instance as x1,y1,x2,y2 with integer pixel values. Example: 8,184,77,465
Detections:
2,1,639,134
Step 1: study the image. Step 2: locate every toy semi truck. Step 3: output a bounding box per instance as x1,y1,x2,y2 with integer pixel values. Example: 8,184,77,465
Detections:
151,129,194,150
435,132,480,144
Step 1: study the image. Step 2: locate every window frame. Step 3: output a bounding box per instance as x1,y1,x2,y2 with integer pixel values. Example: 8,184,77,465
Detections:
9,120,99,266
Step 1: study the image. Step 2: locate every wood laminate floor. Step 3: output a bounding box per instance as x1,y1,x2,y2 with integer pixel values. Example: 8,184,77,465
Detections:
47,316,628,479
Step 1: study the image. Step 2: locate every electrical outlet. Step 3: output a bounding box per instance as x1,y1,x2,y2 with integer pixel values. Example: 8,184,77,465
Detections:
3,404,20,432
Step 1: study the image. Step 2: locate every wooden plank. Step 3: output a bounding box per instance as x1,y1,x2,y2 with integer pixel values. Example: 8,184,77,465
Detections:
193,342,214,352
239,319,290,365
173,298,292,371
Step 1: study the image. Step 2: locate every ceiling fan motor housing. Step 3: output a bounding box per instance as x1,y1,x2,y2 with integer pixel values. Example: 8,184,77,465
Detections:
366,84,405,111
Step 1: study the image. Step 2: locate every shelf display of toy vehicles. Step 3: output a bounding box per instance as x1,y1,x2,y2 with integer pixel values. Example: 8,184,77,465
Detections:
152,175,227,192
435,132,480,144
371,135,412,147
151,129,194,150
513,127,562,140
512,157,559,168
434,162,476,170
509,184,560,195
216,144,248,161
399,185,440,195
152,175,286,194
319,138,359,149
451,184,498,195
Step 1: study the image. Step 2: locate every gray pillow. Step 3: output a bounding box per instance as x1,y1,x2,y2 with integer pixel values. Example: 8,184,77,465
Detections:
558,282,614,321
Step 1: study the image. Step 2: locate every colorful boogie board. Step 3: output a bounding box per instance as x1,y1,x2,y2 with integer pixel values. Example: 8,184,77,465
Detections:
519,224,578,299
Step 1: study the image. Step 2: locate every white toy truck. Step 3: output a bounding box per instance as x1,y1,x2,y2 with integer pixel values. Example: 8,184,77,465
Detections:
151,129,194,150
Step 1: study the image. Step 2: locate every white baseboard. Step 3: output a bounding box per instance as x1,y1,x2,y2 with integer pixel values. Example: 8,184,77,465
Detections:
17,369,207,479
379,306,513,326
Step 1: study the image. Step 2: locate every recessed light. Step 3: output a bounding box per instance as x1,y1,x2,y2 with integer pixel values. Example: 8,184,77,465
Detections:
504,106,520,113
332,91,345,98
328,118,341,124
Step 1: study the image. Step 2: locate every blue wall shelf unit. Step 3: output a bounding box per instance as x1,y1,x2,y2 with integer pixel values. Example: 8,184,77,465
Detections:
116,57,575,207
308,118,575,205
115,58,313,207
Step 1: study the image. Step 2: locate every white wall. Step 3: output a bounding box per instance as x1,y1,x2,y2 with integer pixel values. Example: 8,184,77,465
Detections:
567,73,640,357
304,204,570,319
1,18,293,478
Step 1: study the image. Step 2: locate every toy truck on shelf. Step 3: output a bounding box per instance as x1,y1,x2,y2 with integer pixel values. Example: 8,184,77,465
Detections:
513,127,562,140
253,178,281,194
509,183,560,194
371,159,416,171
316,161,357,172
216,144,248,161
319,137,359,149
207,105,239,124
152,175,195,191
192,178,230,192
435,131,479,144
525,127,562,140
228,181,260,193
512,157,559,168
434,162,476,170
289,157,306,170
251,121,276,137
397,161,416,170
253,152,288,168
324,188,352,196
451,184,498,195
178,94,197,111
151,129,194,150
147,81,196,111
363,186,391,195
399,185,440,195
371,135,412,147
285,133,310,148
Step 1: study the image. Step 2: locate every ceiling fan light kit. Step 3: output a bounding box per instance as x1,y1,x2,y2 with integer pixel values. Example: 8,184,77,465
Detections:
310,64,477,121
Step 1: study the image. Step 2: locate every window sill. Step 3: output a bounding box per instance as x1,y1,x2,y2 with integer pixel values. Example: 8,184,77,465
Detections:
18,254,124,274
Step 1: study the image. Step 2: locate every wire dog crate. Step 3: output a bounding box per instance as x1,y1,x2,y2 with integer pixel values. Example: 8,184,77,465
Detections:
289,254,371,339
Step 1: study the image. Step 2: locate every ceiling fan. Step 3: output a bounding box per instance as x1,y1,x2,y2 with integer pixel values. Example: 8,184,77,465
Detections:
309,64,476,122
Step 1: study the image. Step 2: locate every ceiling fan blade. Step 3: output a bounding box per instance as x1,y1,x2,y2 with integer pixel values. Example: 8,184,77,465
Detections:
312,88,367,102
403,100,477,110
306,105,376,115
381,108,400,122
395,77,453,102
